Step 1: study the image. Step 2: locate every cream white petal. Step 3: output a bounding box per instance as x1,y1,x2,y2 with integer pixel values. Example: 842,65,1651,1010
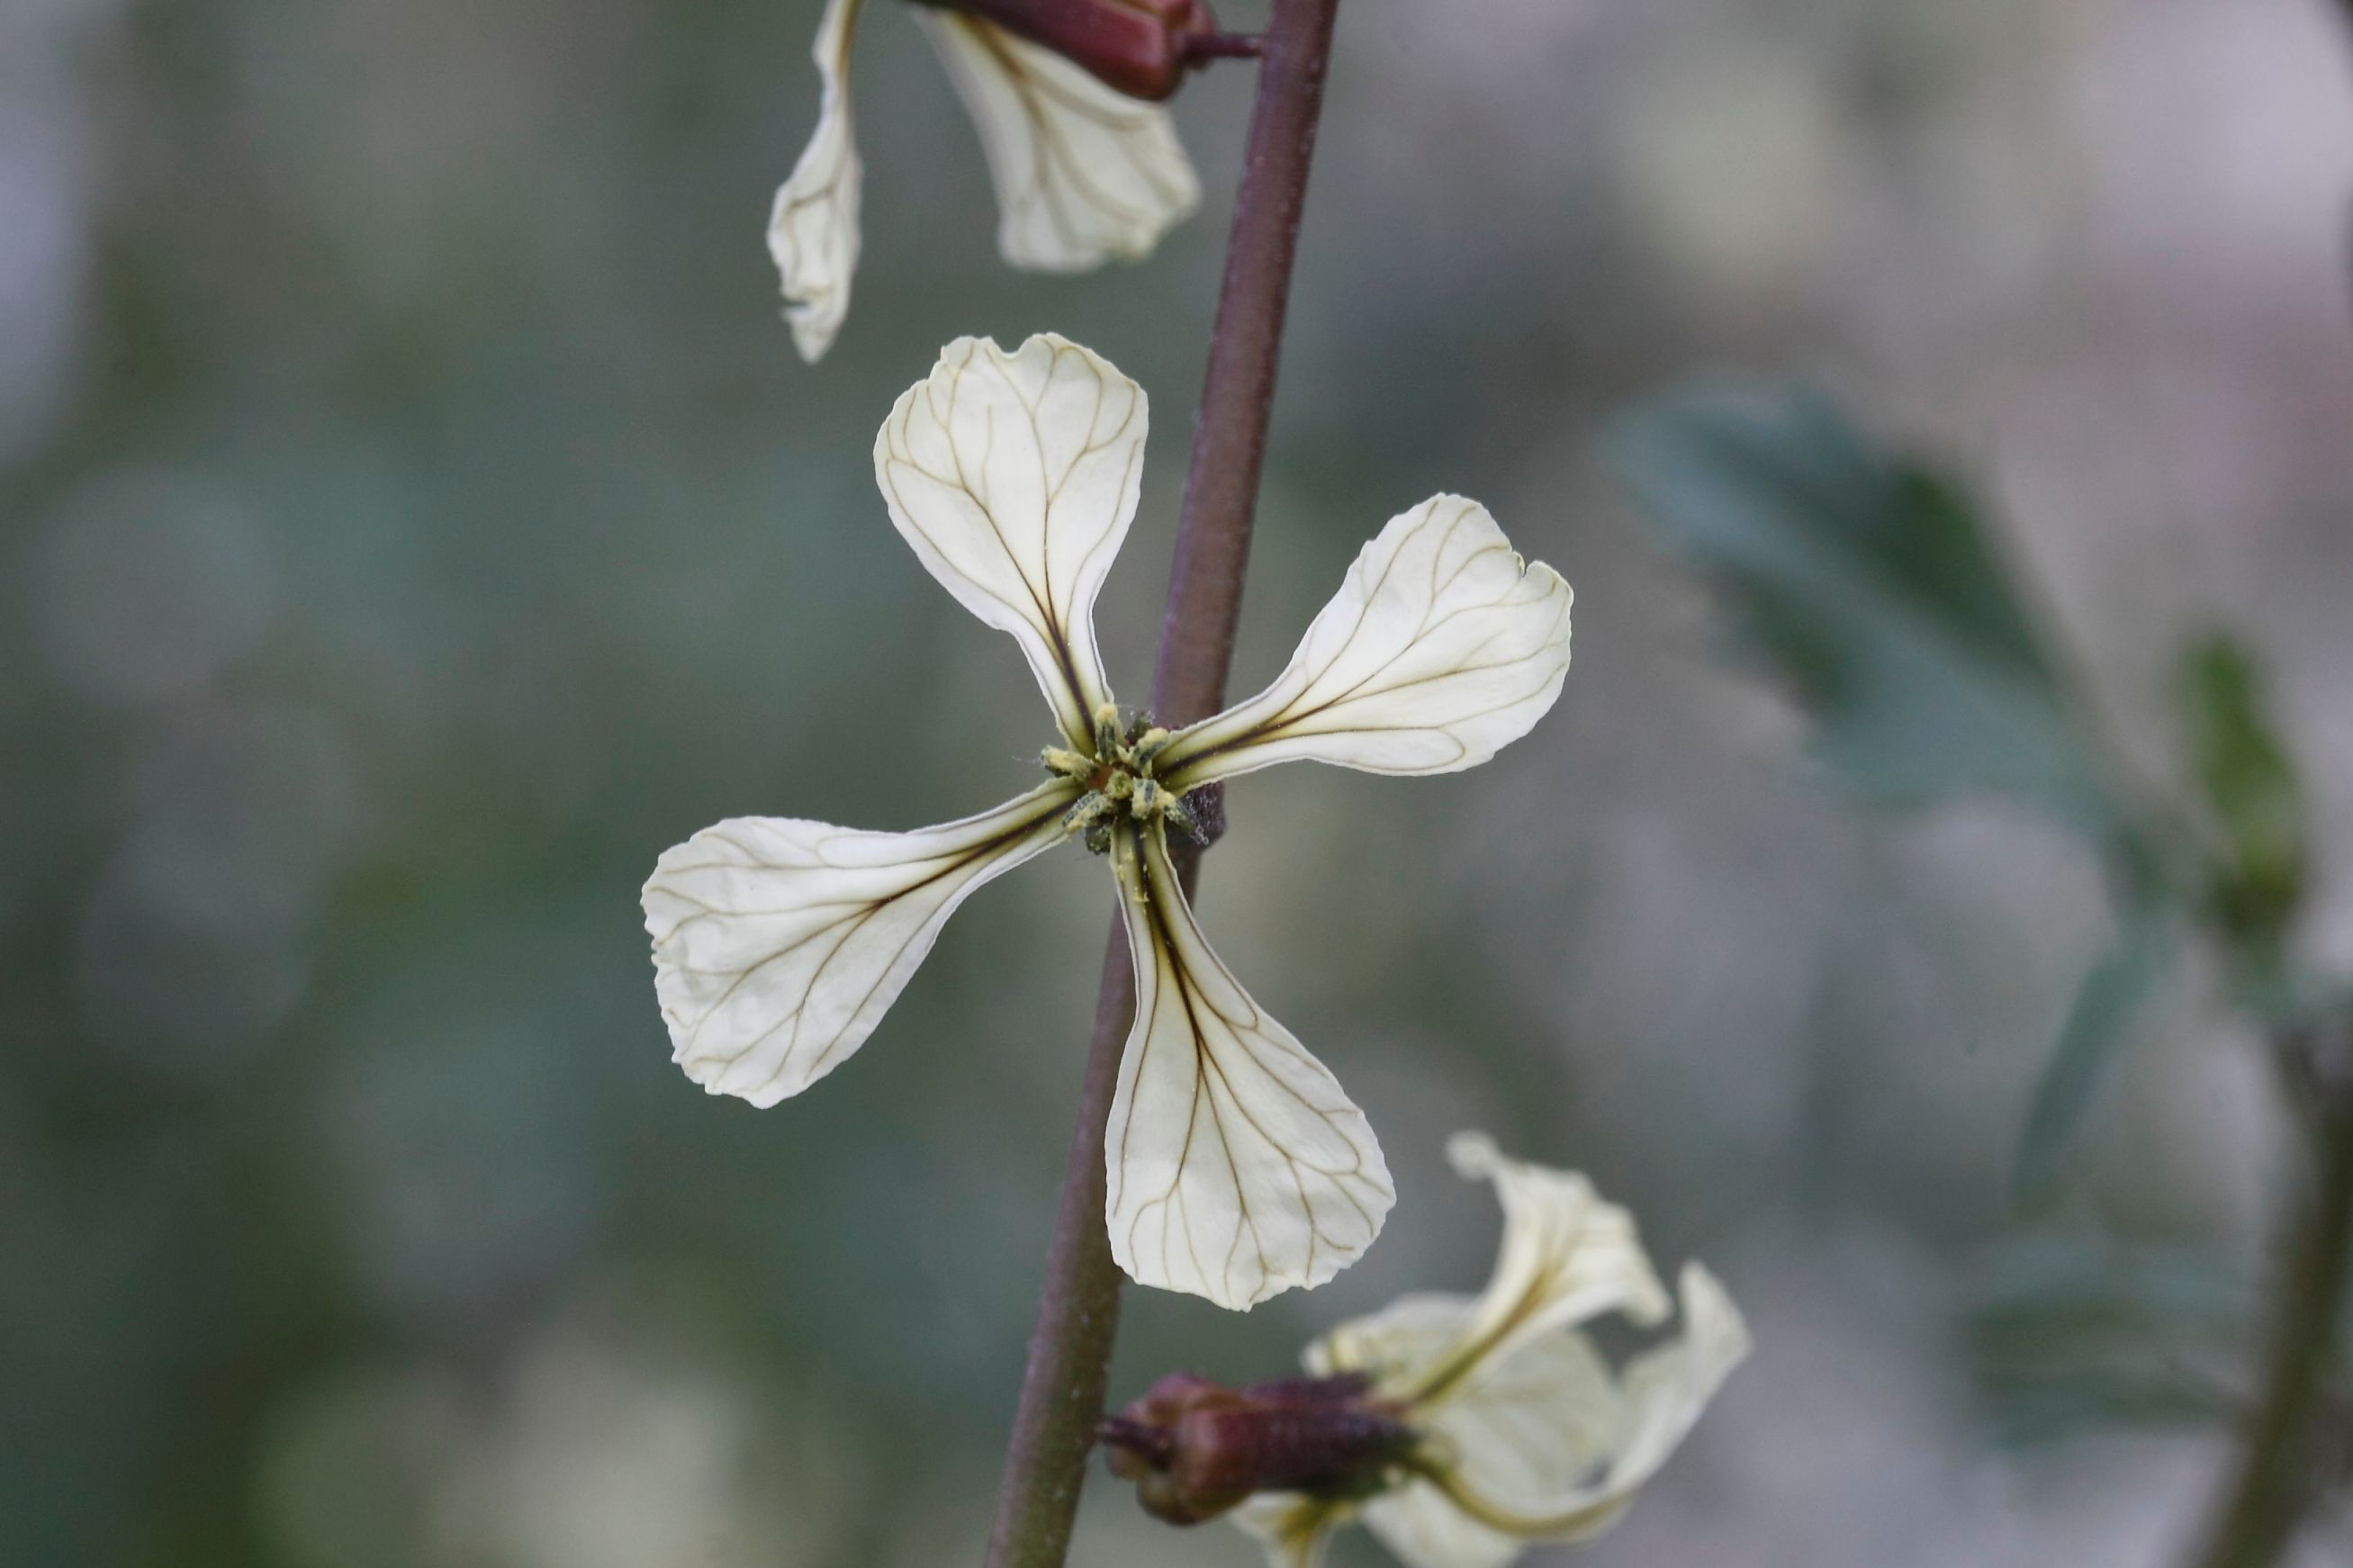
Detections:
913,11,1200,272
766,0,865,363
1315,1296,1625,1568
874,334,1145,747
1231,1495,1345,1568
1103,826,1394,1310
1310,1272,1744,1568
1394,1132,1672,1406
1158,498,1573,792
1586,1264,1750,1505
642,781,1076,1107
1388,1265,1748,1562
1285,1153,1745,1568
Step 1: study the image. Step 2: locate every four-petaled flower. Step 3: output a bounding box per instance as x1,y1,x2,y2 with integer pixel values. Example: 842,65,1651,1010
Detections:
1229,1135,1751,1567
771,0,1204,363
641,335,1575,1310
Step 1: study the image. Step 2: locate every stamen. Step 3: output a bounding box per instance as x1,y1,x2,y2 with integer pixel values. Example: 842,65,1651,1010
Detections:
1094,703,1124,761
1129,726,1175,767
1062,791,1116,834
1162,793,1205,844
1041,745,1096,781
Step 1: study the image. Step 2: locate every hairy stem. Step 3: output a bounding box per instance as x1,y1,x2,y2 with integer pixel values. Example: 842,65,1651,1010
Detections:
2186,1023,2353,1568
981,4,1341,1566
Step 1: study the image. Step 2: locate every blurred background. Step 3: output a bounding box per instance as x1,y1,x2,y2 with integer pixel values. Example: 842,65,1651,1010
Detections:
6,0,2353,1563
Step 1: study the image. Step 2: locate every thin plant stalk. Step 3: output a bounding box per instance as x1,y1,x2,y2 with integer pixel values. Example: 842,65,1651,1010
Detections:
2186,1022,2353,1568
981,3,1342,1564
2186,116,2353,1564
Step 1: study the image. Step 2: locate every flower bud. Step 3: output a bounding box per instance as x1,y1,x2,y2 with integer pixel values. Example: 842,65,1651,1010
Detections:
1098,1372,1420,1526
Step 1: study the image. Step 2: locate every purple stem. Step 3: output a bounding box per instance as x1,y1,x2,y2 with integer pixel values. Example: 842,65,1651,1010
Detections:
980,3,1342,1564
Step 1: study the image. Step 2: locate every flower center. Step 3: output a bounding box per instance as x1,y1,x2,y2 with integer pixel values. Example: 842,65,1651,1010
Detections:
1043,704,1204,853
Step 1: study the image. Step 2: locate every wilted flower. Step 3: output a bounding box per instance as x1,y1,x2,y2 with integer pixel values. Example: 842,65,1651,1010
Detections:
642,335,1573,1309
1102,1134,1749,1566
771,0,1208,361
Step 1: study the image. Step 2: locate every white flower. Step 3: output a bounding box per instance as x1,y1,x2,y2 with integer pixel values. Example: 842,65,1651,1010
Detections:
769,0,1202,362
642,335,1575,1310
1233,1135,1750,1567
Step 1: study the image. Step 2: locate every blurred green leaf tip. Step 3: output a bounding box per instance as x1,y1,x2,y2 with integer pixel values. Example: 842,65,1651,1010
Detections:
1609,382,2112,831
2175,632,2308,955
1609,382,2192,1199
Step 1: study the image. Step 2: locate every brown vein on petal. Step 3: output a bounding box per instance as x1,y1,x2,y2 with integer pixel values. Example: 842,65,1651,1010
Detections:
877,341,1142,741
947,18,1188,257
1111,826,1389,1305
1164,505,1568,783
653,791,1069,1096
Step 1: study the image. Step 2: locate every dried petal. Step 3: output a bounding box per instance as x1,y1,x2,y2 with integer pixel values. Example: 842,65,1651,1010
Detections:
767,0,865,362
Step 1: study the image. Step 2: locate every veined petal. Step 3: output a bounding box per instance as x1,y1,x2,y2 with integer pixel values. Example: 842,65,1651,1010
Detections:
874,334,1146,747
1158,498,1573,792
1313,1296,1626,1568
1384,1266,1748,1561
914,11,1200,273
1291,1153,1746,1568
1393,1132,1671,1409
1377,1329,1630,1568
643,781,1076,1107
766,0,865,363
1103,825,1394,1310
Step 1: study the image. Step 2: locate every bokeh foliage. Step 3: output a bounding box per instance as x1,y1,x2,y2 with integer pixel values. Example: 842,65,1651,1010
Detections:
1617,383,2339,1472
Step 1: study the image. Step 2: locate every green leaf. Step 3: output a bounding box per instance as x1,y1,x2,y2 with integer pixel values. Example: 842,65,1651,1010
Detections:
2176,633,2307,953
1969,1237,2253,1447
2012,907,2174,1202
1612,383,2116,831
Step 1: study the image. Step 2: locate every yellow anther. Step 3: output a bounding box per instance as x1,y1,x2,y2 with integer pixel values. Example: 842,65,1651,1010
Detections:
1042,746,1095,781
1128,726,1174,767
1062,791,1118,834
1159,791,1204,844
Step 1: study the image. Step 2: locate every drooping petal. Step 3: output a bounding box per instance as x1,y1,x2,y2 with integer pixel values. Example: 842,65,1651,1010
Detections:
1580,1264,1749,1509
766,0,865,363
913,11,1201,272
1377,1265,1747,1563
642,781,1076,1106
1103,825,1394,1310
1367,1325,1630,1568
1311,1295,1625,1568
1157,498,1573,792
1231,1494,1347,1568
874,334,1146,747
1395,1132,1672,1408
